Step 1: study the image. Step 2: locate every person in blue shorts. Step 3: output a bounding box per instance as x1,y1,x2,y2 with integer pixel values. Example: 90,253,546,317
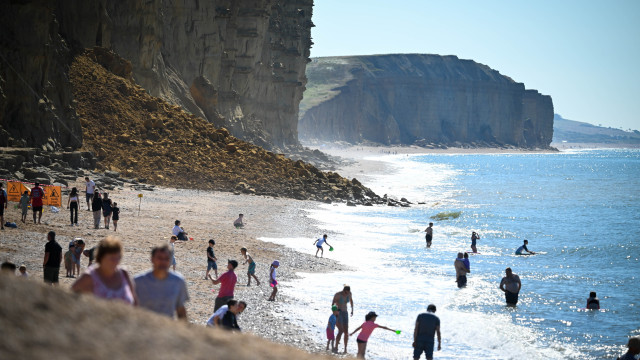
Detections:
313,234,332,258
413,304,441,360
240,247,260,286
205,239,217,280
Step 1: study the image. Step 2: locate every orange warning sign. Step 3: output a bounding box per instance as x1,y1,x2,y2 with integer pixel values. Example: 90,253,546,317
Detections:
4,181,61,207
44,186,61,207
7,181,29,202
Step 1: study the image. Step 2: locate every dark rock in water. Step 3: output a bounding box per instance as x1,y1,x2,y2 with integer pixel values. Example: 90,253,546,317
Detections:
346,201,356,207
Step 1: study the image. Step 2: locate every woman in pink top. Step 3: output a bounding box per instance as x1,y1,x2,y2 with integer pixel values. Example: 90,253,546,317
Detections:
72,237,137,305
350,311,398,359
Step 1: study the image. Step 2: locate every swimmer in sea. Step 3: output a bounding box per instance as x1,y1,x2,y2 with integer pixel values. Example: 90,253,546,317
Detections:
515,239,535,255
470,231,480,253
424,223,433,248
586,291,600,310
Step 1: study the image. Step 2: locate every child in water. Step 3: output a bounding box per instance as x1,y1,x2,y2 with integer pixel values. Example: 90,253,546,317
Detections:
350,311,398,359
268,260,279,301
462,252,470,271
326,305,339,351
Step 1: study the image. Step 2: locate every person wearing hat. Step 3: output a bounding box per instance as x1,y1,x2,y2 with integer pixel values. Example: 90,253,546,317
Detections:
413,304,441,360
350,311,398,359
268,260,279,301
211,259,238,311
618,336,640,360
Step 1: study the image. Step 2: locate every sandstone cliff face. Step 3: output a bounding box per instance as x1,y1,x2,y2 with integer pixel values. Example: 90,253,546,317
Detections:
1,0,313,150
299,55,554,148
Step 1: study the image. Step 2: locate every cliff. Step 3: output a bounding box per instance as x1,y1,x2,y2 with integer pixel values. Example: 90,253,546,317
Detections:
1,0,313,150
552,114,640,145
299,54,555,148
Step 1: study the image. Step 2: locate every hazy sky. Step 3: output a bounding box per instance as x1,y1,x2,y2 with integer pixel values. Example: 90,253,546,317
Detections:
310,0,640,130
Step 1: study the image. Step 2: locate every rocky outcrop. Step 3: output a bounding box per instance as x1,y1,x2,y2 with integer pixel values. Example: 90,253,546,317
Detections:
299,54,555,148
1,0,313,151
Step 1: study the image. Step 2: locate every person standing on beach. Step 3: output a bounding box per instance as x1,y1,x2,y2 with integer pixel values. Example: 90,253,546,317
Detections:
211,260,238,311
313,234,332,258
73,239,85,276
0,183,7,230
205,240,217,280
240,247,260,286
102,193,113,229
470,231,480,253
413,304,441,360
268,260,279,301
42,231,62,285
326,305,339,351
30,182,45,224
71,237,136,305
134,244,189,320
500,267,521,306
515,240,536,255
424,223,433,248
333,286,354,354
111,202,120,231
85,177,95,211
350,311,398,359
91,191,103,229
169,236,177,271
454,252,470,288
618,336,640,360
19,190,30,224
67,187,79,226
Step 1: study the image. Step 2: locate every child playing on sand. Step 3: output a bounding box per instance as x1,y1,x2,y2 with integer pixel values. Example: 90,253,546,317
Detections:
234,214,244,228
64,242,75,278
268,260,279,301
350,312,398,359
111,202,120,231
240,247,260,286
19,190,30,224
327,305,339,351
205,239,217,280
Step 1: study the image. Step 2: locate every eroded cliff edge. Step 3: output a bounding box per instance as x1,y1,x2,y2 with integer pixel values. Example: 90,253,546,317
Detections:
0,0,313,150
299,54,554,149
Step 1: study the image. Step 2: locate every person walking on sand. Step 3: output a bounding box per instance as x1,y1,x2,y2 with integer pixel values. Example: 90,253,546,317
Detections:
111,202,120,231
454,252,470,288
424,223,433,248
350,311,398,359
333,285,354,354
91,191,103,229
618,336,640,360
19,190,30,224
30,182,45,225
102,193,113,229
71,237,137,305
0,183,7,230
470,231,480,253
268,260,279,301
67,187,79,226
134,244,189,320
413,304,441,360
43,231,62,286
172,220,188,240
205,239,218,280
169,236,177,271
313,234,332,258
211,260,238,311
240,247,260,286
515,239,536,255
500,267,521,306
326,305,339,351
85,177,95,211
233,214,244,228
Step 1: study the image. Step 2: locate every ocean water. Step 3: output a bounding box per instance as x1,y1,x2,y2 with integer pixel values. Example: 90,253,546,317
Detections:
262,149,640,359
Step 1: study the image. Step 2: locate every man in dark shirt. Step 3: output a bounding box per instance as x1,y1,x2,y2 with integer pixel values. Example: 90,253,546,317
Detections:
43,231,62,285
413,304,441,360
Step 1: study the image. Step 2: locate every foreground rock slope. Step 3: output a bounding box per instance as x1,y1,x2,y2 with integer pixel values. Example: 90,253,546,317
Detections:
71,48,382,205
0,275,332,360
299,54,554,149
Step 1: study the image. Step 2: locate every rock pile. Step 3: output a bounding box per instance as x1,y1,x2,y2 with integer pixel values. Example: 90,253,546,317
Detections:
0,147,95,186
70,49,397,206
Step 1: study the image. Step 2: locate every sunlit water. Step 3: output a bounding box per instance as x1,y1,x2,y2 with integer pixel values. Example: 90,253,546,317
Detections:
262,149,640,359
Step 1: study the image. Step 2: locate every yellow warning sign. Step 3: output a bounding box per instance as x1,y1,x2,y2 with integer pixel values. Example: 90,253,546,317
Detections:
44,186,61,207
7,181,28,203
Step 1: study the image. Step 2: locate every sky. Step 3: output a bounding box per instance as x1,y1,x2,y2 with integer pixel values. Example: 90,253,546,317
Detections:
310,0,640,130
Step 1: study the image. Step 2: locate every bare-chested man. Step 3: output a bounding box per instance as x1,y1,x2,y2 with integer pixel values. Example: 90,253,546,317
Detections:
424,223,433,248
332,286,354,354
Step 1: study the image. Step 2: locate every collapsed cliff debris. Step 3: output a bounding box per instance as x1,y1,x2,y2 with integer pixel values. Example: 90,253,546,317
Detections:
70,48,399,206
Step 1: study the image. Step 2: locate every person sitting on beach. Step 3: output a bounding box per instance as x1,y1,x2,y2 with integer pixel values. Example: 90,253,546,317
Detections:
268,260,279,301
240,247,260,286
618,336,640,360
134,243,189,320
205,240,218,280
454,253,470,288
19,190,30,224
499,267,521,306
350,311,398,359
172,220,188,240
413,304,441,360
470,231,480,253
206,299,247,327
313,234,332,258
72,237,137,305
515,239,535,255
233,214,244,228
18,264,28,277
332,285,354,354
211,260,238,311
586,291,600,310
424,223,433,248
327,305,339,351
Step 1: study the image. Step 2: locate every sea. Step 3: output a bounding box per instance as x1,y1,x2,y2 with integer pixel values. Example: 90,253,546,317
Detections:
262,149,640,359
